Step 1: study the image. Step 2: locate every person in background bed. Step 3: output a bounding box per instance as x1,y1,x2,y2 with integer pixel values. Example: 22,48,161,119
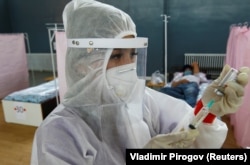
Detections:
31,0,250,164
159,61,202,107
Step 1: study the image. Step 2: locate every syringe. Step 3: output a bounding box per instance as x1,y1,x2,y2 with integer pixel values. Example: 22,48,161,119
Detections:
171,100,214,133
172,67,238,132
214,68,238,96
188,67,238,129
189,100,215,129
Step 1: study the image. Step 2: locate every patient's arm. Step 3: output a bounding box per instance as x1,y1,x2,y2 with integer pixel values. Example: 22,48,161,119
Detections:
192,61,200,74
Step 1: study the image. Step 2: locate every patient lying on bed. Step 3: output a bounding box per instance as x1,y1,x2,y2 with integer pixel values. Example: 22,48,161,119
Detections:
159,62,202,107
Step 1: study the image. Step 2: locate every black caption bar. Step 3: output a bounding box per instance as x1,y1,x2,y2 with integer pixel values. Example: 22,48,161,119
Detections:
126,149,249,164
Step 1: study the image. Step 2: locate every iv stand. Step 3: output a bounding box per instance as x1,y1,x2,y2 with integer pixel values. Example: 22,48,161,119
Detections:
46,23,64,105
161,14,170,83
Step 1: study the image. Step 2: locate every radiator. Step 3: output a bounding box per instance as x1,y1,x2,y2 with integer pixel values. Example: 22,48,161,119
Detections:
184,53,226,78
27,53,57,71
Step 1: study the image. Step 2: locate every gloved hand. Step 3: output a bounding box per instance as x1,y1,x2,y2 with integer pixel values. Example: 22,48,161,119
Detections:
144,129,199,149
202,64,250,117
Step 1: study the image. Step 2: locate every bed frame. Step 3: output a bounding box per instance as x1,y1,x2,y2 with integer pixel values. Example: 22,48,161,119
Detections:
1,79,58,127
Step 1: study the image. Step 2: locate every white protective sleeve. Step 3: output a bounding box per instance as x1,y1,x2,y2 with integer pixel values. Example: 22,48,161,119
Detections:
143,87,228,148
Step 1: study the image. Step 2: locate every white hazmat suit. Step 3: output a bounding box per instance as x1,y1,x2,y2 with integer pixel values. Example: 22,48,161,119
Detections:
31,0,250,164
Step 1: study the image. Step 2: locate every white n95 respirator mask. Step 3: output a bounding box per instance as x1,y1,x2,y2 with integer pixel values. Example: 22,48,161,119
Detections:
106,63,138,102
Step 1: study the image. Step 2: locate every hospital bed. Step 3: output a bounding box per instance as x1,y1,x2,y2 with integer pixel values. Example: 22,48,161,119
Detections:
164,71,212,102
1,79,59,127
158,53,226,102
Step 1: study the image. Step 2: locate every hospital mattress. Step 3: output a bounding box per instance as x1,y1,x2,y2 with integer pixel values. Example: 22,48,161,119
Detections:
2,79,59,126
3,79,59,103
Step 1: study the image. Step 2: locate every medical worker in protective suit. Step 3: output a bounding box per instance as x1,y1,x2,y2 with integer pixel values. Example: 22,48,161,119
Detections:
31,0,250,164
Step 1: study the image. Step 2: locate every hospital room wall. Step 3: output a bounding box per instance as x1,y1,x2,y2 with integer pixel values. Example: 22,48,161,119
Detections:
165,0,250,74
0,0,165,76
0,0,11,32
0,0,249,77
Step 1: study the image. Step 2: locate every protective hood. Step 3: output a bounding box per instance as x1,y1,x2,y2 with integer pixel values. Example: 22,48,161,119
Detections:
61,0,150,150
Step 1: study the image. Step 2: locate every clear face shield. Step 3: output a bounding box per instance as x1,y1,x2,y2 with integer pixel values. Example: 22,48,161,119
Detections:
68,37,148,76
66,37,150,157
67,37,148,102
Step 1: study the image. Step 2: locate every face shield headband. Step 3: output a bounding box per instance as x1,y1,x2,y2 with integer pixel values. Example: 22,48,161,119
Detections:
67,37,148,48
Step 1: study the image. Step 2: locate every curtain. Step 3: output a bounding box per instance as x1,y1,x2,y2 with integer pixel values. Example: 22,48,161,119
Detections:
225,23,250,148
0,33,29,99
55,31,67,102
